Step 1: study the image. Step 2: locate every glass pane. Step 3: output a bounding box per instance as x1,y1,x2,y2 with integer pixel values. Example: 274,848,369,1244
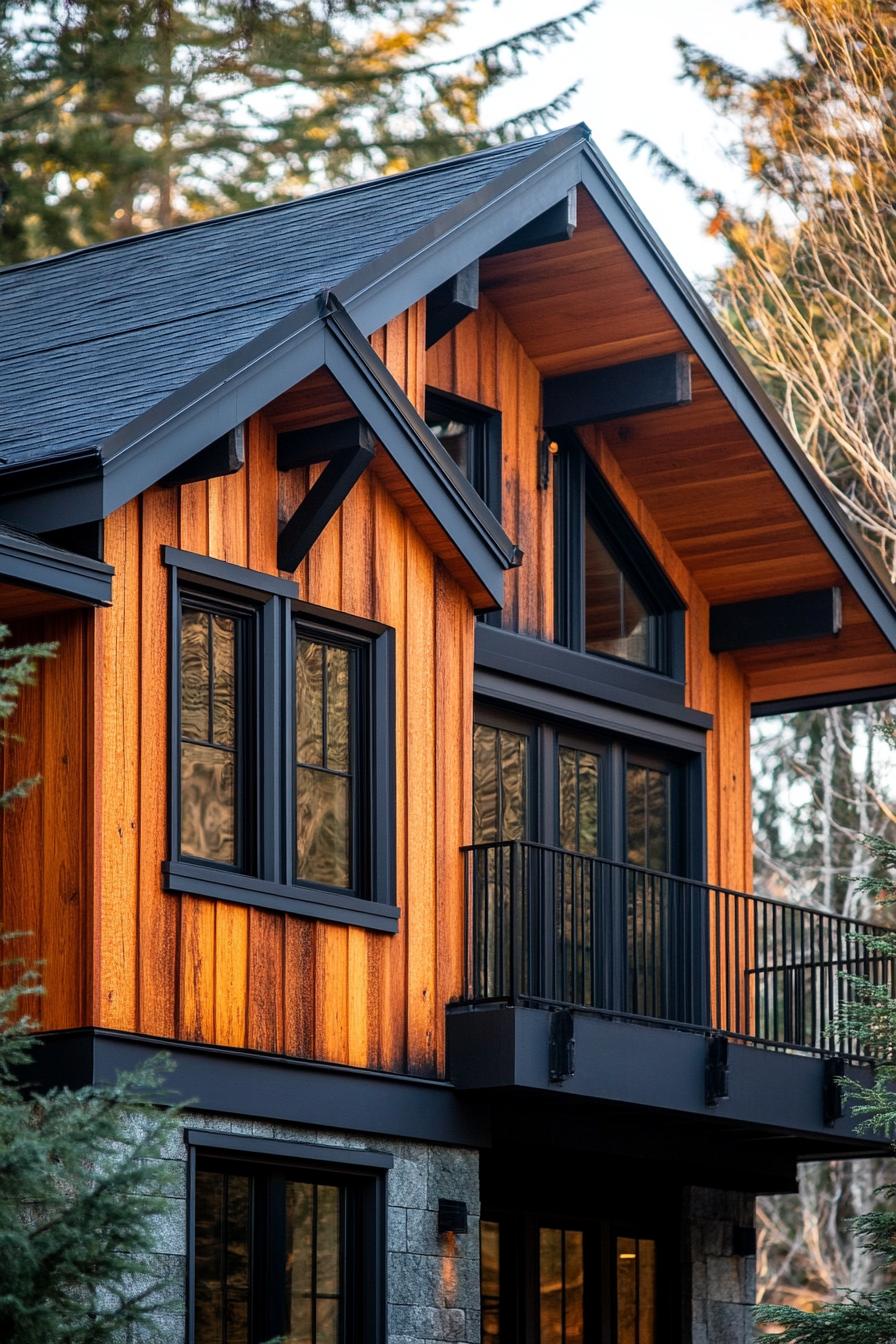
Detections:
473,724,499,843
429,417,472,475
481,1220,501,1344
326,646,351,772
297,767,351,887
584,513,651,666
578,751,599,856
539,1227,584,1344
645,769,669,871
638,1240,656,1344
315,1184,341,1299
211,614,236,746
558,747,578,852
616,1237,637,1344
181,743,235,864
285,1182,313,1343
539,1227,563,1344
500,730,527,841
296,639,324,767
626,765,647,867
194,1170,250,1344
181,607,210,742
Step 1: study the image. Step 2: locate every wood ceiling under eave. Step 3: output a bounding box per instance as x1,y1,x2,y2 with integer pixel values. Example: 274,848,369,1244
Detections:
481,189,896,704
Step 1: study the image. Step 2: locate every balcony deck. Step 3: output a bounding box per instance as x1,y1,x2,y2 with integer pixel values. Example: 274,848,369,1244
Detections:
446,841,895,1162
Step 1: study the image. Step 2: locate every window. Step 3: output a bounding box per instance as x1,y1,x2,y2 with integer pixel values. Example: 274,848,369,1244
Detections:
189,1132,389,1344
179,598,250,867
555,437,684,677
616,1237,657,1344
539,1226,585,1344
164,549,397,933
481,1220,502,1343
426,387,501,518
472,722,529,843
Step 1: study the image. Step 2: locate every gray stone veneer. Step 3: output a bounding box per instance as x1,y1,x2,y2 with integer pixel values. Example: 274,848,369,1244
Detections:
684,1186,757,1344
129,1110,481,1344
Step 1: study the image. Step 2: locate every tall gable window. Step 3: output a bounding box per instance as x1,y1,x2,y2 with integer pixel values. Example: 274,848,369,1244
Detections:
555,438,684,679
164,550,397,933
425,387,502,519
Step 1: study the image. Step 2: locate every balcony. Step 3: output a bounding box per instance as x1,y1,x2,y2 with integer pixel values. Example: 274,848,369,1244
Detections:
446,841,896,1159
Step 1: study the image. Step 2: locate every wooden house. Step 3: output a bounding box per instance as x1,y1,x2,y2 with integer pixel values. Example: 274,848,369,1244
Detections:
2,125,895,1342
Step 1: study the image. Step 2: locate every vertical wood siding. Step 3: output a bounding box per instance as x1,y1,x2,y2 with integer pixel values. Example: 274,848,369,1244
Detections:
86,302,471,1078
0,610,92,1029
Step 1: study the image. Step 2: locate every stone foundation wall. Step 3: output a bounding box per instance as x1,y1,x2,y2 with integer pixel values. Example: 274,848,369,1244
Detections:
684,1186,757,1344
132,1110,481,1344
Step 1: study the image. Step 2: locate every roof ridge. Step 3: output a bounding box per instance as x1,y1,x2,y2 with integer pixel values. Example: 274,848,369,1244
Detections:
0,125,585,281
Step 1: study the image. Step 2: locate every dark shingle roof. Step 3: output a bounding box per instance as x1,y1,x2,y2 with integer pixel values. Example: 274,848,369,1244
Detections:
0,132,568,468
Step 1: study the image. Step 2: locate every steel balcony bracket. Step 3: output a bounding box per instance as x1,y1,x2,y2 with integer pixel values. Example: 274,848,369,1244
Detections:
549,1009,576,1083
705,1033,730,1107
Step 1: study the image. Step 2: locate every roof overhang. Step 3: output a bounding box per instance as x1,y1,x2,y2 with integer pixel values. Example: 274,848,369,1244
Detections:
0,523,113,610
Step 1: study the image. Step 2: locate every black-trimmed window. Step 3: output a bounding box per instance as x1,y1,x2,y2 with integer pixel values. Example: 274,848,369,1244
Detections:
555,436,684,678
163,548,397,933
189,1131,389,1344
426,387,502,519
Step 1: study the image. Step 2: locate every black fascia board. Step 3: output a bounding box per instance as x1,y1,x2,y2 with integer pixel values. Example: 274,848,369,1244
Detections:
710,587,842,654
577,145,896,656
543,352,692,428
22,1028,490,1149
0,522,114,606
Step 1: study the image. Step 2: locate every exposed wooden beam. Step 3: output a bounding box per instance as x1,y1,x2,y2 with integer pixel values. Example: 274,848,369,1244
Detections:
543,353,692,428
277,416,370,471
277,436,374,572
161,424,245,487
486,188,577,257
710,587,842,654
425,261,479,348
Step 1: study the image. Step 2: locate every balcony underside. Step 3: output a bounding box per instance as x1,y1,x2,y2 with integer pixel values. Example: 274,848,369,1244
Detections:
447,1003,891,1180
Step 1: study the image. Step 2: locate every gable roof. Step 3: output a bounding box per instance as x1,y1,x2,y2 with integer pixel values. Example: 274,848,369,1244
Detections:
1,123,895,655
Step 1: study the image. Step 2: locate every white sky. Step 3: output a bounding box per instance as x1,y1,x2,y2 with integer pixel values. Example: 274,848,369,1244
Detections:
443,0,793,283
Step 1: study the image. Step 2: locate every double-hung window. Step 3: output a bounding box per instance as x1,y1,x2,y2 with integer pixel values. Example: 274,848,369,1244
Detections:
164,549,397,933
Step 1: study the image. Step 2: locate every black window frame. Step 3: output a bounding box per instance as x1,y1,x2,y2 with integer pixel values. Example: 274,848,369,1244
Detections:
162,548,398,934
554,432,685,681
425,386,502,521
186,1128,390,1344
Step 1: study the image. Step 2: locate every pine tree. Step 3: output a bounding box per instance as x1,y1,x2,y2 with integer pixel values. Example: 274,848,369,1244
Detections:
0,0,598,263
0,625,184,1342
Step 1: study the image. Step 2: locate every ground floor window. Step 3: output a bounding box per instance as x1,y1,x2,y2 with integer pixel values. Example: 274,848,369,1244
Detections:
480,1215,659,1344
189,1132,388,1344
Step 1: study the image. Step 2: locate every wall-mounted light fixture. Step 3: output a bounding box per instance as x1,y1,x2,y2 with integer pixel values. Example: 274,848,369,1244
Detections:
437,1198,469,1235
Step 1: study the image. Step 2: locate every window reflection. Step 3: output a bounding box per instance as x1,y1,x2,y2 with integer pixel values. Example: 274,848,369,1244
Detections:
285,1181,342,1344
584,508,654,667
194,1169,251,1344
296,635,355,889
473,724,528,843
616,1237,656,1344
539,1226,584,1344
481,1219,501,1343
180,605,241,866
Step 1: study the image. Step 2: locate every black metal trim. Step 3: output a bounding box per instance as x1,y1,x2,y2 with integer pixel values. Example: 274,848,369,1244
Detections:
23,1027,490,1147
163,860,400,932
278,416,371,470
184,1128,394,1169
475,624,711,736
710,587,842,654
161,545,298,599
543,353,692,428
0,521,114,606
752,683,896,717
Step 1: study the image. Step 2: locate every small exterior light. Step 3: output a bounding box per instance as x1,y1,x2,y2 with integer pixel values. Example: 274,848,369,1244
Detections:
437,1198,469,1234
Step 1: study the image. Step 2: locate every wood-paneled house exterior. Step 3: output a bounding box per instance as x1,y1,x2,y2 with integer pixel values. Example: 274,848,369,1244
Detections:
2,126,896,1342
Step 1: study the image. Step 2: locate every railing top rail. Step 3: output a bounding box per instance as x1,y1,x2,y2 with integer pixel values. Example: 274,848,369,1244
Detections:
461,839,894,937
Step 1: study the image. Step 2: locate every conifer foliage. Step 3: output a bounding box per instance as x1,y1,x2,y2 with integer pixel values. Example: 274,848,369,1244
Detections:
0,0,598,263
0,626,184,1343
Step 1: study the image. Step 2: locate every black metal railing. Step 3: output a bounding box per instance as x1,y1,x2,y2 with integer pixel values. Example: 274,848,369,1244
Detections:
462,840,896,1062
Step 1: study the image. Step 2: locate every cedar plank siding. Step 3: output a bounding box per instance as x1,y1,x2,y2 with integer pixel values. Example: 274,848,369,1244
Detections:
1,297,754,1073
